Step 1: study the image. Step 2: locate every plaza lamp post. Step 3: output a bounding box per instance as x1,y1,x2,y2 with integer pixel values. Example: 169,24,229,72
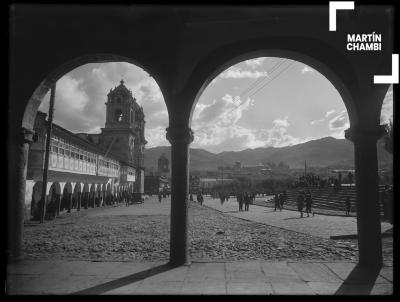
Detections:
40,84,56,223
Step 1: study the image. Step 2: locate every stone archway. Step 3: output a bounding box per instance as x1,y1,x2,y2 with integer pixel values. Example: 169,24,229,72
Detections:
21,54,166,133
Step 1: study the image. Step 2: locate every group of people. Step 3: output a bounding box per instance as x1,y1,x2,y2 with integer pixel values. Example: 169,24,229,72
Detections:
273,191,287,211
157,190,170,203
296,190,314,218
236,192,252,211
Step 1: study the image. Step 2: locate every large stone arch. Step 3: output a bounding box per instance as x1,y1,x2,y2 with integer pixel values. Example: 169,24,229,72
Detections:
21,53,168,133
184,37,363,129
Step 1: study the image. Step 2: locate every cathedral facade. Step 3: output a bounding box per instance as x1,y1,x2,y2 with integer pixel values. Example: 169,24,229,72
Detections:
25,80,146,221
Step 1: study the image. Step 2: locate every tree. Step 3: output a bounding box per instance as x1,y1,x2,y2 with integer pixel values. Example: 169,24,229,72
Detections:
384,120,393,154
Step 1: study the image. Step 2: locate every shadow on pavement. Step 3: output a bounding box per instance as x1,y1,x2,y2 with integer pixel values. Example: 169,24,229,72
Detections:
70,262,174,295
334,264,381,295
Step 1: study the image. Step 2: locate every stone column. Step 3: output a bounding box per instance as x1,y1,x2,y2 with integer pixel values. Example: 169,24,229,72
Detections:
166,126,194,266
345,125,386,268
8,128,34,262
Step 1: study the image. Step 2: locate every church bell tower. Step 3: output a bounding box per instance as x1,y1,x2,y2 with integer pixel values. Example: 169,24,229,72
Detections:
100,80,146,193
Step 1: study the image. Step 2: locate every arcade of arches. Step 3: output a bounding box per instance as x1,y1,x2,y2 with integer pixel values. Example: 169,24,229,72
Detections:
9,6,394,269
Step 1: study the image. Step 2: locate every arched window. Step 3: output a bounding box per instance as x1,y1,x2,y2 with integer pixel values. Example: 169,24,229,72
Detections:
114,109,123,122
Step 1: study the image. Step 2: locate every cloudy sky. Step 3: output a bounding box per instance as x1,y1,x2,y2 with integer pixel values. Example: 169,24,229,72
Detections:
39,58,393,153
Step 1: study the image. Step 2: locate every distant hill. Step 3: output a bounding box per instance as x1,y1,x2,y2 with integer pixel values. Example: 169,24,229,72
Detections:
144,137,392,172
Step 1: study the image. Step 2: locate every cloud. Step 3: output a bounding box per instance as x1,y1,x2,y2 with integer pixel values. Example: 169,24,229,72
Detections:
310,109,336,125
301,66,315,74
195,94,253,126
192,115,311,152
38,62,168,145
328,110,350,138
325,109,335,117
145,126,169,148
310,118,325,125
244,58,266,69
218,66,268,79
260,117,312,148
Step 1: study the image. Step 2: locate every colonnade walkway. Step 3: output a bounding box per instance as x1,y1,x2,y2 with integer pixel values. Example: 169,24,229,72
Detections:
6,196,393,295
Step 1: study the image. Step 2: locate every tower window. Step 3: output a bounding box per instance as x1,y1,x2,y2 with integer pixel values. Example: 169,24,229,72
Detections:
114,109,123,122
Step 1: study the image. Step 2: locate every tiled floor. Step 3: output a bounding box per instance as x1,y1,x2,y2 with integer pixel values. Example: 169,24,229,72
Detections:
6,260,393,295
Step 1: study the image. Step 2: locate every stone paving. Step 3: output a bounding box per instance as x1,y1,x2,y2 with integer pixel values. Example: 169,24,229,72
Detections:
6,259,393,295
202,196,393,239
21,196,370,262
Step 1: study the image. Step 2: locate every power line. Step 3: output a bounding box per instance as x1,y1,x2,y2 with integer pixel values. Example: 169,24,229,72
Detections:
234,58,287,103
248,60,295,98
227,60,295,117
194,59,295,135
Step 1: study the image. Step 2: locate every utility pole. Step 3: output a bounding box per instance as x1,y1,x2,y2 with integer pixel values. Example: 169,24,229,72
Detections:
40,84,56,223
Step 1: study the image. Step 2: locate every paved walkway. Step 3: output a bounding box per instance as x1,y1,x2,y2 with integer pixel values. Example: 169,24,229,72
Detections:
202,197,392,239
6,259,393,295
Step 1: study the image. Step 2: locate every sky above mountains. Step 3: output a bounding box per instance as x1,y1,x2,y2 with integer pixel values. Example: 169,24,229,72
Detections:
39,58,393,153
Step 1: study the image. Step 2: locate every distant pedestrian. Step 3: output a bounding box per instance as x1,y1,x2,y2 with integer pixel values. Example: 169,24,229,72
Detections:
279,190,287,210
158,193,162,203
274,193,280,211
238,192,244,211
219,192,225,205
297,191,305,218
305,191,313,217
345,196,351,216
197,192,204,205
244,192,250,211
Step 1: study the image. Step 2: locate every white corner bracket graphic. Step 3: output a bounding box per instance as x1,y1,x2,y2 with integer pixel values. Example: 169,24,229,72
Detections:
329,1,355,31
374,54,399,84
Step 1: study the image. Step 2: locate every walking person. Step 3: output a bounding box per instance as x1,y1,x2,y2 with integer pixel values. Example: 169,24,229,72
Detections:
279,190,287,211
297,191,305,218
238,192,244,211
158,192,162,203
305,190,314,217
244,192,250,211
197,192,204,205
219,192,225,205
274,193,280,211
345,196,351,216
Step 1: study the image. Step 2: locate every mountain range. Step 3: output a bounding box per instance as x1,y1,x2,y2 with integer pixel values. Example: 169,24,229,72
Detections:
144,137,392,172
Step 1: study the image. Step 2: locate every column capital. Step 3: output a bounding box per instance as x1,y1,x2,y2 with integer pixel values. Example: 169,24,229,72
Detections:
345,125,387,142
166,127,194,144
